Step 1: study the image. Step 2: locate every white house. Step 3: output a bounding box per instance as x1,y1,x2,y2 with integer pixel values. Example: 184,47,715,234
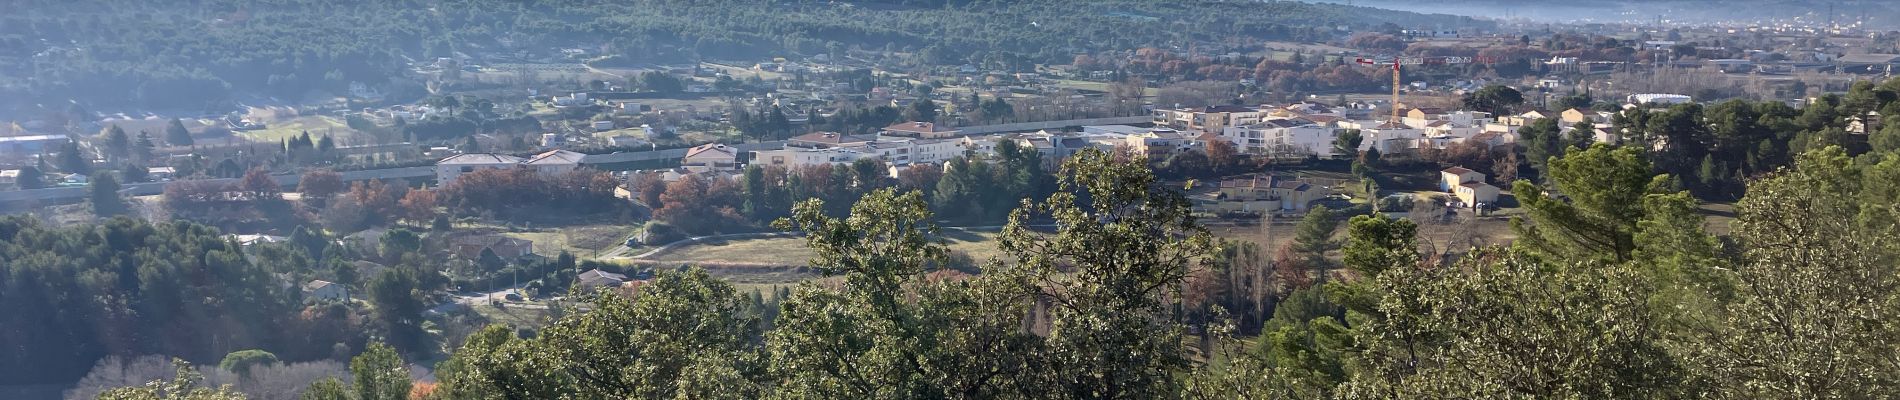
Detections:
1454,182,1501,208
523,149,586,176
682,143,739,172
303,280,348,303
1440,166,1486,191
436,153,526,184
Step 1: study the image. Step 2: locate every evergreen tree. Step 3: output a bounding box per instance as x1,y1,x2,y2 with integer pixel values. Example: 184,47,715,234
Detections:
165,118,194,146
133,131,156,162
103,126,131,162
16,166,45,189
56,141,90,174
88,173,127,217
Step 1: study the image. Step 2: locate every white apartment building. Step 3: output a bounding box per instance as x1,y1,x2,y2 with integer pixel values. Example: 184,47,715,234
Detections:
1220,118,1341,158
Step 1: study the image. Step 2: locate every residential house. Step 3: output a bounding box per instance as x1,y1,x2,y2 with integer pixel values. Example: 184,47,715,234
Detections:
523,149,586,176
576,269,629,290
303,280,349,303
148,167,177,181
230,234,288,246
436,153,526,185
881,121,961,139
1440,167,1486,191
1501,110,1552,126
1125,129,1186,156
682,143,739,172
1341,121,1425,154
450,235,535,260
1216,174,1322,212
1454,181,1501,208
1560,108,1611,125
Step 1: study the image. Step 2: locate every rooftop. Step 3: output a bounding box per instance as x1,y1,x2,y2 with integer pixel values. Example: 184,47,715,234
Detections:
789,131,875,145
883,121,958,134
685,143,736,158
439,153,525,165
524,149,586,165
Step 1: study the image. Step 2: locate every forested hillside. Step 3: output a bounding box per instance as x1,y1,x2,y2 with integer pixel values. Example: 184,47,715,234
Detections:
0,0,1487,111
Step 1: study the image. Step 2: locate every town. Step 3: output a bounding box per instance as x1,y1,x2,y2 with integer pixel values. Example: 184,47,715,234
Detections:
7,0,1900,399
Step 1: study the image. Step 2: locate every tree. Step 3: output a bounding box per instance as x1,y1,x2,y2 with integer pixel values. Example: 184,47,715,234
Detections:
349,342,410,400
1333,129,1363,158
1461,84,1525,115
16,166,45,189
89,173,127,217
435,268,769,399
1340,249,1685,398
1510,144,1664,262
104,125,131,162
996,148,1212,398
96,359,245,400
398,189,437,223
166,118,194,146
907,99,939,123
133,130,154,162
238,168,282,201
1685,146,1900,397
218,350,279,376
1518,117,1565,178
1292,205,1340,280
475,248,505,271
298,170,345,203
120,165,149,183
367,268,427,354
57,140,91,174
771,189,1037,398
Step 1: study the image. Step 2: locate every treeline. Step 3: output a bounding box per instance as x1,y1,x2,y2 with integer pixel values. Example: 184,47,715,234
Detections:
1,0,1485,110
0,217,363,386
633,139,1049,237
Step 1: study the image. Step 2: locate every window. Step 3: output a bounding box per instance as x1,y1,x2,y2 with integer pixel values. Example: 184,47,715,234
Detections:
461,167,473,173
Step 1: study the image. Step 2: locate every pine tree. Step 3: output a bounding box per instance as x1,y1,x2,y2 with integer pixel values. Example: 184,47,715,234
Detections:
89,173,126,217
165,118,194,146
133,131,156,163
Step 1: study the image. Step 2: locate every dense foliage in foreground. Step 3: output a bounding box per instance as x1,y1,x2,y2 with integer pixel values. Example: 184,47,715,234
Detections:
81,140,1900,398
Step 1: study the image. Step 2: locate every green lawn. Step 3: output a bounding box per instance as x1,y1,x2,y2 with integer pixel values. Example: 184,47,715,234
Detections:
498,224,639,257
241,115,361,142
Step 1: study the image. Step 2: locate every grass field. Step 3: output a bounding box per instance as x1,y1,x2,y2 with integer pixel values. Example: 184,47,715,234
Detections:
499,224,638,257
241,115,361,142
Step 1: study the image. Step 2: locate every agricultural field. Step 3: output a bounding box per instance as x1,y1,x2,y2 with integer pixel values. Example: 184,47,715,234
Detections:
239,115,364,143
